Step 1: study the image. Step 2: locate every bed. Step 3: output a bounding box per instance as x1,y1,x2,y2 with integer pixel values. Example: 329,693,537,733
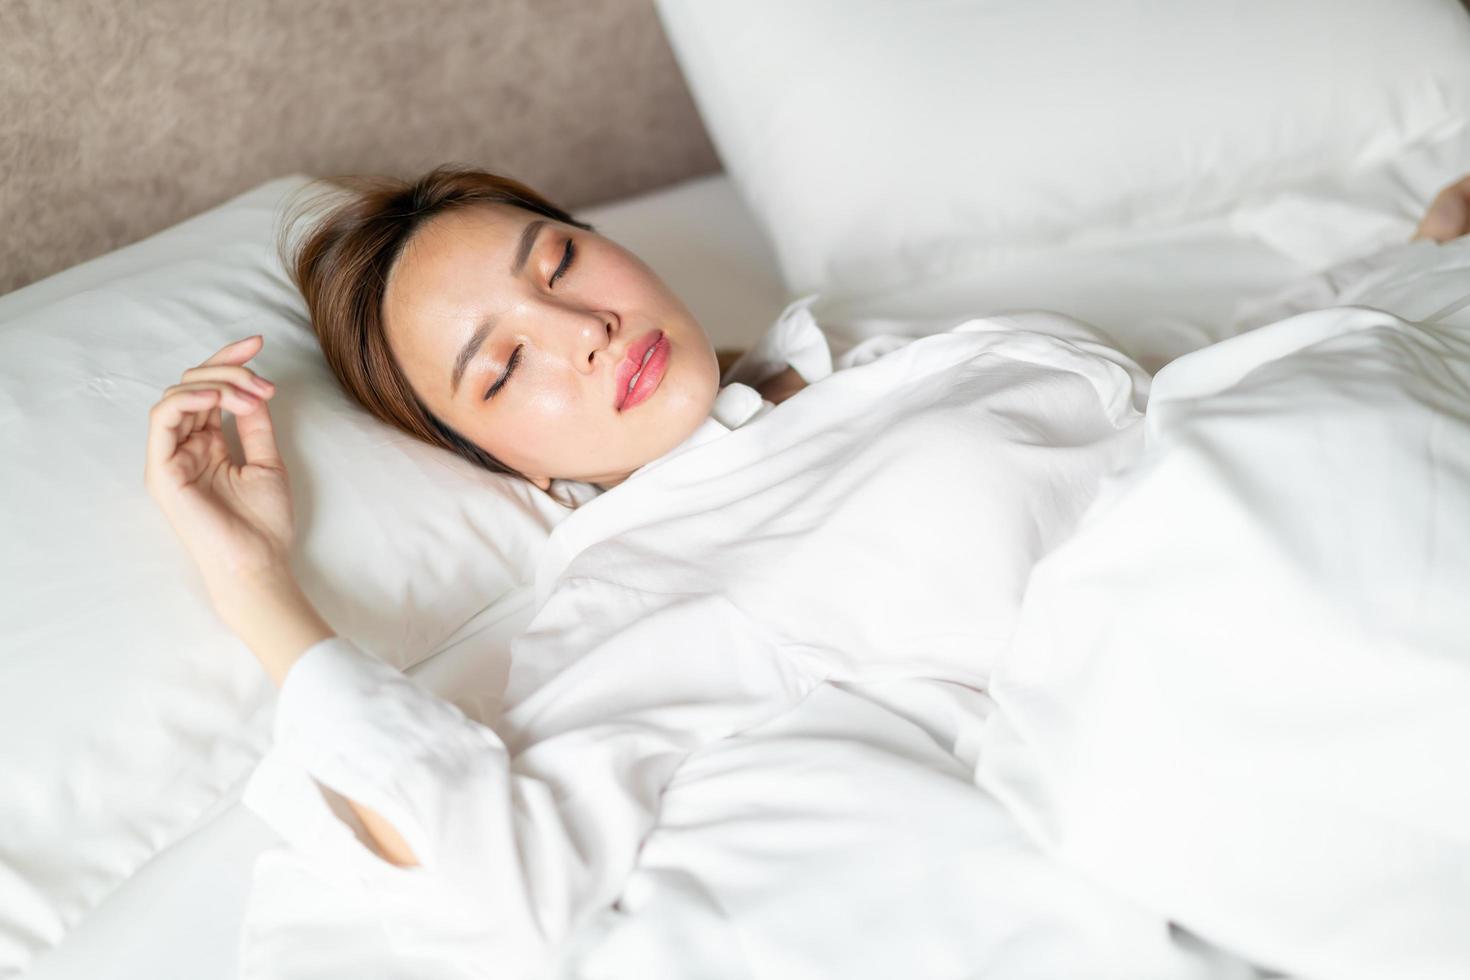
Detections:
5,2,1470,978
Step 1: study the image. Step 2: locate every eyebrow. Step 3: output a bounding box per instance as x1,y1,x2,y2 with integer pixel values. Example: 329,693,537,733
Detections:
510,218,548,278
449,217,548,396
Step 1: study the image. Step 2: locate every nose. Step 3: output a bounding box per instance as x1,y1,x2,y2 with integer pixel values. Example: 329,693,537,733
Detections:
569,309,615,374
517,301,616,376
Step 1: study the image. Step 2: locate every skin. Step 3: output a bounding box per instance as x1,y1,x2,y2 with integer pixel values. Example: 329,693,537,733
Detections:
1412,173,1470,244
381,203,723,491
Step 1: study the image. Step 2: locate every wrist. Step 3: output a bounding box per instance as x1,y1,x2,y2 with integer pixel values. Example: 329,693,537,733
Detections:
215,572,335,689
206,563,292,625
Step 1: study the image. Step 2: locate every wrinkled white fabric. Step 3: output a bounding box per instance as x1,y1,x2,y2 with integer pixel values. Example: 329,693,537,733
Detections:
558,674,1267,980
240,297,1156,979
977,306,1470,980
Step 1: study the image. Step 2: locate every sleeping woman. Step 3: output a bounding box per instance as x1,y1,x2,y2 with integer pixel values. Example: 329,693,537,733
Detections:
141,165,1470,976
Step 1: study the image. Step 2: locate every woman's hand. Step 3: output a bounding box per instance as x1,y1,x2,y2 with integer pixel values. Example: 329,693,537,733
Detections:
1412,174,1470,244
144,335,295,618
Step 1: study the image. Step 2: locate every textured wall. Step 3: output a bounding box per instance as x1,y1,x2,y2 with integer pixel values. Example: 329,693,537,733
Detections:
0,0,720,294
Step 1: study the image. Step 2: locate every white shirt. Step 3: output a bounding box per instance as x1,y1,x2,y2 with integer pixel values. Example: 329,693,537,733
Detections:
240,295,1150,979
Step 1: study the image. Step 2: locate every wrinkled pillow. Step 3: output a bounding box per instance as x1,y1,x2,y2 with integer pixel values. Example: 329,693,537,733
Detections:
655,0,1470,301
0,175,574,973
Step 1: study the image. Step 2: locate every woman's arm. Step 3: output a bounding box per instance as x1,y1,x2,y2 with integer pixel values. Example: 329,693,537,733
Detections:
718,346,808,405
753,364,808,405
143,334,420,869
241,582,812,972
220,570,333,688
719,295,833,394
222,570,421,868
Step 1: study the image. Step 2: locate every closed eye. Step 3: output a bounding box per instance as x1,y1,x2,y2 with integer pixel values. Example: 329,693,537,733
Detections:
484,345,522,400
484,238,572,400
550,238,575,288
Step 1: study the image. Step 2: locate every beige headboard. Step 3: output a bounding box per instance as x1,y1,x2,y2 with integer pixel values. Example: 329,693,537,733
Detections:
0,0,719,295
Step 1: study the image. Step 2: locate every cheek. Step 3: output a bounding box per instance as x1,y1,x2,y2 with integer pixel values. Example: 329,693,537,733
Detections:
495,380,608,463
594,248,669,304
520,374,586,422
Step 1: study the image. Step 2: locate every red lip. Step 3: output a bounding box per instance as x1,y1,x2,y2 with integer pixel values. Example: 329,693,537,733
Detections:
616,329,664,410
621,335,669,412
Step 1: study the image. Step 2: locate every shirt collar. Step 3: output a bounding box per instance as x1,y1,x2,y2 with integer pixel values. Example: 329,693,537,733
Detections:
626,382,770,480
535,383,772,600
547,383,771,507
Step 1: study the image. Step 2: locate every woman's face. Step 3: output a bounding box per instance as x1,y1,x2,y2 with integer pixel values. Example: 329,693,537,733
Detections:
382,203,720,490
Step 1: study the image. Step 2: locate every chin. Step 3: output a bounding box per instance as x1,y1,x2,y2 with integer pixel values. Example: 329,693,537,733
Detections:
653,373,719,449
663,377,719,429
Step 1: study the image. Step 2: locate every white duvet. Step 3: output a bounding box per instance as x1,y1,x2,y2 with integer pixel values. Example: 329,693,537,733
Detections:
979,304,1470,980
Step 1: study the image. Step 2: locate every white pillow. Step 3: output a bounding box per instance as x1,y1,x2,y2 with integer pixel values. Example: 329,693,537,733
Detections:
0,176,572,973
655,0,1470,301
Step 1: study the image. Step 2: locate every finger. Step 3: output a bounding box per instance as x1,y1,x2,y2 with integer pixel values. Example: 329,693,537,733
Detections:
147,388,220,481
178,386,222,441
180,363,275,397
173,380,228,440
1414,187,1469,243
202,334,265,369
179,405,201,442
169,382,264,443
180,371,270,433
181,396,225,442
164,380,264,416
185,338,269,440
164,380,280,465
236,387,283,467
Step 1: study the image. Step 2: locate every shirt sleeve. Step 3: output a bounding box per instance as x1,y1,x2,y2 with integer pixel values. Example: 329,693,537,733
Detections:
720,292,834,388
241,578,817,979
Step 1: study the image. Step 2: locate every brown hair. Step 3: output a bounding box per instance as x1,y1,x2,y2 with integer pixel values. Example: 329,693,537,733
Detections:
277,164,596,505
